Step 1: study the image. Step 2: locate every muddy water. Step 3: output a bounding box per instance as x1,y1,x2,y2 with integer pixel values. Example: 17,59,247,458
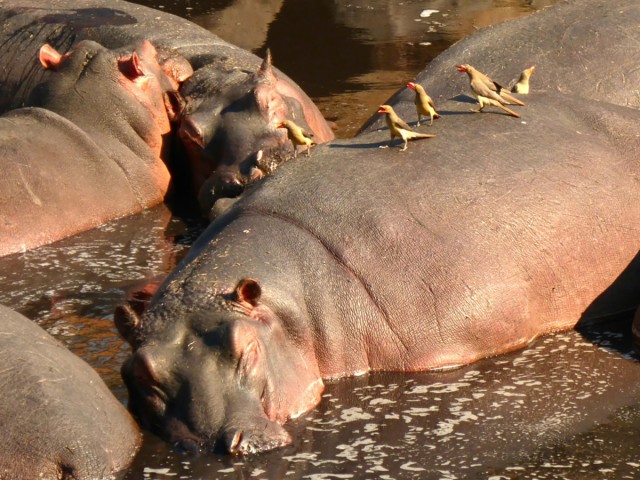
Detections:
3,1,640,479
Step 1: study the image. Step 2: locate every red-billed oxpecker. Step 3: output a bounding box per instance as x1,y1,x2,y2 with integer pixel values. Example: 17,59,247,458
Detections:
456,64,524,118
407,81,440,126
377,105,435,151
511,65,536,94
277,119,315,157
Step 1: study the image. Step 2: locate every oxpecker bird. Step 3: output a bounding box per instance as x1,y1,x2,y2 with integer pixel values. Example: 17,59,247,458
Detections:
377,105,435,151
511,65,536,94
407,81,441,126
456,64,523,118
277,120,315,157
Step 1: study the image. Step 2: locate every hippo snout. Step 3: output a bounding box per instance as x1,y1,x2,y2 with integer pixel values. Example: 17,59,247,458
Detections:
197,171,245,214
223,415,292,455
123,349,169,424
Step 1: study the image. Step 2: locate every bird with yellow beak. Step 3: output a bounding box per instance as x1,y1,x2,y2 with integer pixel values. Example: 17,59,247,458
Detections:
277,120,315,157
511,65,536,94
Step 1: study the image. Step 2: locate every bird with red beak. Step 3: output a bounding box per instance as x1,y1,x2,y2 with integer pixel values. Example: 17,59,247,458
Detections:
377,104,435,151
456,64,524,118
407,82,441,126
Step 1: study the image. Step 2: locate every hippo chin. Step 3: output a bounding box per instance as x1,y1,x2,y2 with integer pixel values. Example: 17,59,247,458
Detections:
114,0,640,454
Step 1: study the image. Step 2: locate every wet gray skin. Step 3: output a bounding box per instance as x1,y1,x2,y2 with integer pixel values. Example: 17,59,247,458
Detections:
4,0,640,479
1,209,639,479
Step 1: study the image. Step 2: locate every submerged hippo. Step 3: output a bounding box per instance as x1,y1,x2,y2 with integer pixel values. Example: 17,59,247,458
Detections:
0,0,335,214
0,39,187,256
0,305,140,479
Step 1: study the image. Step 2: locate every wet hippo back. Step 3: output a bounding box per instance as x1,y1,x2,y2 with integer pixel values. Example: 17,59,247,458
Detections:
0,305,140,479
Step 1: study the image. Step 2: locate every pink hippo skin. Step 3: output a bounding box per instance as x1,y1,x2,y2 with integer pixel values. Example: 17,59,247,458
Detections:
0,305,141,479
0,39,191,256
115,0,640,455
0,1,334,217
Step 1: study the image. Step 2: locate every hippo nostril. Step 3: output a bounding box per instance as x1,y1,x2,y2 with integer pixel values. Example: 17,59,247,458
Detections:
132,351,163,394
216,175,244,198
249,167,264,182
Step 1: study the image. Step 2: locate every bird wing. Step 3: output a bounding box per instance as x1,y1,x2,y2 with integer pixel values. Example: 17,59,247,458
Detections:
394,116,414,131
471,78,505,103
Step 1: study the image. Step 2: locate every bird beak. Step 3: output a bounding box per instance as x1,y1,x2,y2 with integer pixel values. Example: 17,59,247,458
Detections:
276,122,285,128
377,106,387,114
407,82,417,90
456,65,467,72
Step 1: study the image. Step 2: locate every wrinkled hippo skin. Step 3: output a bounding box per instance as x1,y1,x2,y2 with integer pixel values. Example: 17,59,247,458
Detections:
0,305,140,479
0,0,334,214
0,39,185,257
114,0,640,454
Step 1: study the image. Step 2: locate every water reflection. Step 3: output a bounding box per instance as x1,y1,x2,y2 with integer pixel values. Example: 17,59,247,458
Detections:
0,205,205,396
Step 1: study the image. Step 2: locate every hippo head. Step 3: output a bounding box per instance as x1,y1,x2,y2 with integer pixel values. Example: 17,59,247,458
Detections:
36,39,192,161
178,51,333,217
115,278,323,454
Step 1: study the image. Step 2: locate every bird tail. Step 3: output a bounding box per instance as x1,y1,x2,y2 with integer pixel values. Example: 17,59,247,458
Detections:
496,103,521,118
500,91,526,106
433,112,441,119
406,131,436,140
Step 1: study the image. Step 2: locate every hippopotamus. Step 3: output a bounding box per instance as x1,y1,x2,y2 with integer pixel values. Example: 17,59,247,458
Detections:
0,305,140,479
0,39,188,257
0,0,335,215
111,0,640,454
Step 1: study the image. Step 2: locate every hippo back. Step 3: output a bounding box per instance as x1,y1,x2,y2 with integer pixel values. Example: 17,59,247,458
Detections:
0,305,140,479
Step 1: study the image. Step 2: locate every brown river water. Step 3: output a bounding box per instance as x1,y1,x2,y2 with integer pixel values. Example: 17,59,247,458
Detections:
3,1,640,479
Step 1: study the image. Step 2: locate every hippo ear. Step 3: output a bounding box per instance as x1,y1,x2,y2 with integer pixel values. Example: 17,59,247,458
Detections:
118,51,145,80
234,278,262,307
114,304,144,348
39,44,64,70
161,55,194,85
256,49,276,84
